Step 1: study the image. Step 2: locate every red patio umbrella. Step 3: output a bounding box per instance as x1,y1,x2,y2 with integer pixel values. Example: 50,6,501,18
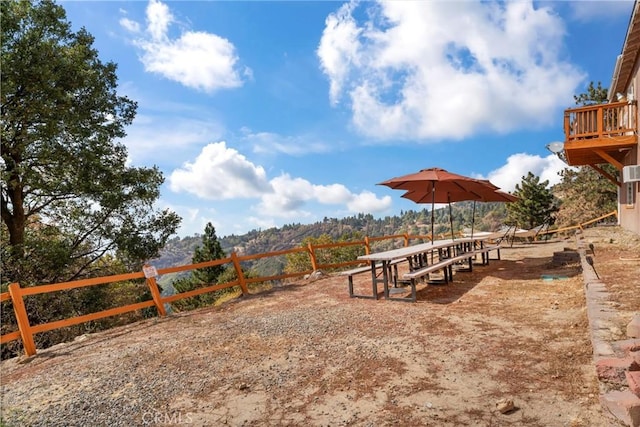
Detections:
378,168,503,241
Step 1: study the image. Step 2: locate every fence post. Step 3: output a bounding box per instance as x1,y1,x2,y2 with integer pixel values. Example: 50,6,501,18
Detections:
307,243,318,271
143,265,166,317
403,234,409,247
8,283,37,357
231,252,249,295
364,237,371,255
147,277,167,317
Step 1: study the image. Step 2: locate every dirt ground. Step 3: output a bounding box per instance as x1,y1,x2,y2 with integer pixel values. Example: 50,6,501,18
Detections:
1,227,639,427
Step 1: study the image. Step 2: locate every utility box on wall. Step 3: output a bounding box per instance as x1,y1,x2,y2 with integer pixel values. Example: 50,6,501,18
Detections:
622,165,640,183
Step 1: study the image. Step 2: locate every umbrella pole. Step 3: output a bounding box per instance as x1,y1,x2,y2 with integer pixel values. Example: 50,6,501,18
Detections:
448,199,454,241
431,183,435,244
471,201,476,238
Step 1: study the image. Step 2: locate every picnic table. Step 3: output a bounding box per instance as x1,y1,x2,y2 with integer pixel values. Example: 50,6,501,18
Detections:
344,237,500,302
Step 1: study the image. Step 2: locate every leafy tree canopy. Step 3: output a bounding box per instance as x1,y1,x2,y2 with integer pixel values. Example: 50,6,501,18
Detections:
1,0,181,284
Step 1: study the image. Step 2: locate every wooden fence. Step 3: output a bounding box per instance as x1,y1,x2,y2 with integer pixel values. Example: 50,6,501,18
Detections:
0,211,618,357
0,232,442,357
534,210,618,238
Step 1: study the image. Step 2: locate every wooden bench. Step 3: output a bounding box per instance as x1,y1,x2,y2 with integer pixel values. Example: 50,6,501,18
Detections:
341,258,406,299
453,243,502,270
403,252,475,285
392,252,469,303
472,244,501,265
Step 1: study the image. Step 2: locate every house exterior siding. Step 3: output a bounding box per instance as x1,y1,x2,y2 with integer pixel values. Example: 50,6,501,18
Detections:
618,33,640,234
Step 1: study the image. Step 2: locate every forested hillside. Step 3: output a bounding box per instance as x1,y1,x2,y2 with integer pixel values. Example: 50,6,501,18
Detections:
151,201,508,275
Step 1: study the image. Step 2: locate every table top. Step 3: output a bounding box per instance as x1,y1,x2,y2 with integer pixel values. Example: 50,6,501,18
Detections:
357,237,489,262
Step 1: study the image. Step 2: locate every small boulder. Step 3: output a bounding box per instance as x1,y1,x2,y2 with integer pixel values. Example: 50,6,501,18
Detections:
627,315,640,339
495,398,515,414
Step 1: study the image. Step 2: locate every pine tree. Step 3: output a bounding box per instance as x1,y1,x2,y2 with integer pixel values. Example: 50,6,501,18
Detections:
573,81,608,105
172,223,227,311
192,223,226,284
507,173,559,229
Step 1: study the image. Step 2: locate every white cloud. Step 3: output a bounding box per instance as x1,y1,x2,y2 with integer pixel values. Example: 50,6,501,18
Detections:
169,142,271,199
255,174,391,218
246,216,278,231
485,153,568,192
119,18,141,33
146,0,172,40
316,1,361,105
318,1,585,140
569,1,633,22
121,0,247,93
169,144,391,221
347,191,392,213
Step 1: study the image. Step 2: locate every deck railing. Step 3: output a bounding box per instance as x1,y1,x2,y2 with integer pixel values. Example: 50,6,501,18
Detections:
564,101,637,142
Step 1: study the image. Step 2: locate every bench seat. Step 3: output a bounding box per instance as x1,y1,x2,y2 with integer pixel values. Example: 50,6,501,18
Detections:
472,244,501,264
394,256,464,303
403,252,475,284
343,258,406,299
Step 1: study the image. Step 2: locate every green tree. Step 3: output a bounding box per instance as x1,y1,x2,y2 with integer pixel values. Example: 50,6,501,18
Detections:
553,166,618,227
507,172,559,229
285,232,365,274
573,81,608,105
172,223,227,311
285,235,332,274
192,223,226,283
1,0,180,284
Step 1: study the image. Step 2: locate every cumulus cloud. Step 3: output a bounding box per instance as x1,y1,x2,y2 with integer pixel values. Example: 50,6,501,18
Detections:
317,1,361,105
169,143,392,219
121,0,248,93
256,174,391,218
169,142,271,199
347,191,391,213
119,17,141,33
485,153,568,192
318,1,585,140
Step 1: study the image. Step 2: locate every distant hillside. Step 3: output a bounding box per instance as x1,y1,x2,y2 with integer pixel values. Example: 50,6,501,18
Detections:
150,202,509,280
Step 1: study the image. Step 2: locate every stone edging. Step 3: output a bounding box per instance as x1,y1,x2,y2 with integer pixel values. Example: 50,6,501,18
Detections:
576,231,640,427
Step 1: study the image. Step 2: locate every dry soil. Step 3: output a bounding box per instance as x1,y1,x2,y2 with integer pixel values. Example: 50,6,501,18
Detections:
1,227,639,427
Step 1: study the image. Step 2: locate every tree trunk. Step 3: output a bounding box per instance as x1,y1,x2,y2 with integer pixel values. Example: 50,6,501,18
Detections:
1,173,26,256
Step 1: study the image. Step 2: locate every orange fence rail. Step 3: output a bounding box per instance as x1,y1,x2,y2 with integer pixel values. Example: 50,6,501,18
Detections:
2,213,612,358
535,210,618,238
0,230,454,356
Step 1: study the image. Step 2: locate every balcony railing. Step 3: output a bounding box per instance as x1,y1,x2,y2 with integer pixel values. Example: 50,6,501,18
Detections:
564,100,637,142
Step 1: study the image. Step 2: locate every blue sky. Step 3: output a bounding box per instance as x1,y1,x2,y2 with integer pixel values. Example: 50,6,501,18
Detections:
60,0,633,238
